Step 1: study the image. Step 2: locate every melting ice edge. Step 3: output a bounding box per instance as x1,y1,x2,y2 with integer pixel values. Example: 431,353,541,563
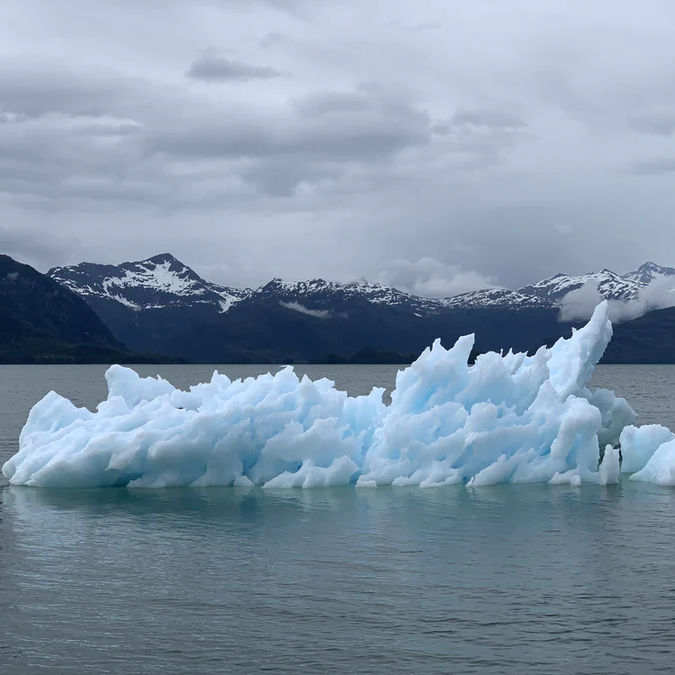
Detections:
4,301,675,488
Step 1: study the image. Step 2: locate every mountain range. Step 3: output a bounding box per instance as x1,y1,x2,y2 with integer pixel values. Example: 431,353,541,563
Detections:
1,251,673,363
39,254,675,363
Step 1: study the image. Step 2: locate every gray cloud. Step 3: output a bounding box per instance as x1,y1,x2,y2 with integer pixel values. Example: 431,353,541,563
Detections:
186,53,283,81
451,110,526,130
146,86,431,163
241,158,337,197
1,0,675,290
629,111,675,136
0,223,82,270
377,258,498,298
632,157,675,175
0,64,142,119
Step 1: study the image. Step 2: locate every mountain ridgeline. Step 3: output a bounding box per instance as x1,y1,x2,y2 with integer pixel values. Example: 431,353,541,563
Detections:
1,251,672,364
42,254,675,363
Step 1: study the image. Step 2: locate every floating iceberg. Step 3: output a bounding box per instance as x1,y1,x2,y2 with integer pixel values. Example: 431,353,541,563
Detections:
619,424,675,485
7,300,672,489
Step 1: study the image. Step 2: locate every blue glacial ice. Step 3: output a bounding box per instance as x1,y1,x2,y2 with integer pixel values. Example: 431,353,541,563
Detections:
5,300,675,489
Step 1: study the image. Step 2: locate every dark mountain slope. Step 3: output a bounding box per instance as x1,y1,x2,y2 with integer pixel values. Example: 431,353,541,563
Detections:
169,293,574,363
0,255,164,363
48,253,250,354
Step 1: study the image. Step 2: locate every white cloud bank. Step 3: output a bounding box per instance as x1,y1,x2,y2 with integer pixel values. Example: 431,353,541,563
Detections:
560,279,675,323
376,257,497,298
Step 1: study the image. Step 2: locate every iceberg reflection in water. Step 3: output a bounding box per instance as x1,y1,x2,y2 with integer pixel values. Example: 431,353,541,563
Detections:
3,301,675,488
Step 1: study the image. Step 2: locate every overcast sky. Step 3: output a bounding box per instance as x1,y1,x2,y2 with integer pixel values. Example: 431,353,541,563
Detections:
1,0,675,294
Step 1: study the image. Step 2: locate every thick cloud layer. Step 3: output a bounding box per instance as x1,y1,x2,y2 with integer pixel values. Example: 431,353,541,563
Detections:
1,1,675,289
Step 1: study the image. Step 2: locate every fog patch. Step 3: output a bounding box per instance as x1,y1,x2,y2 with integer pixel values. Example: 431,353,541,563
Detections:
377,257,497,298
560,279,675,323
280,301,332,319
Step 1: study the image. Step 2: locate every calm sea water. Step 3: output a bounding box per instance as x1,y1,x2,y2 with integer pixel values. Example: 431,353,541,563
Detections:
2,364,675,674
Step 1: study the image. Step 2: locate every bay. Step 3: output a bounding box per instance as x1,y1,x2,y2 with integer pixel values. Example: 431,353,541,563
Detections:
1,364,675,673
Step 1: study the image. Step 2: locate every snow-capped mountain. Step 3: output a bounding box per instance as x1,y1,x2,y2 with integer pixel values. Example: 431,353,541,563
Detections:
49,253,250,313
622,261,675,286
52,253,673,318
45,252,567,360
48,259,456,320
517,263,675,303
45,253,675,363
252,277,446,316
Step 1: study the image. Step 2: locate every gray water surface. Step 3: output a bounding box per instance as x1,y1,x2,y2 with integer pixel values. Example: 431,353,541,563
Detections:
1,364,675,673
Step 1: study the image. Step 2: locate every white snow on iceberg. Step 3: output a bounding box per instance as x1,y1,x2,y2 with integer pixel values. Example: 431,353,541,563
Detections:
3,301,656,489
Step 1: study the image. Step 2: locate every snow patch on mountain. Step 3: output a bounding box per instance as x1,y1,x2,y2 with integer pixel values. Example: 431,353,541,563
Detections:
49,254,250,313
518,269,641,302
442,288,556,310
100,259,200,297
623,261,675,286
515,263,675,322
255,277,444,315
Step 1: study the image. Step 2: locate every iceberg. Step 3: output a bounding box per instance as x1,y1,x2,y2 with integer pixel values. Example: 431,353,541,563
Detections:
619,424,675,485
6,300,665,490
